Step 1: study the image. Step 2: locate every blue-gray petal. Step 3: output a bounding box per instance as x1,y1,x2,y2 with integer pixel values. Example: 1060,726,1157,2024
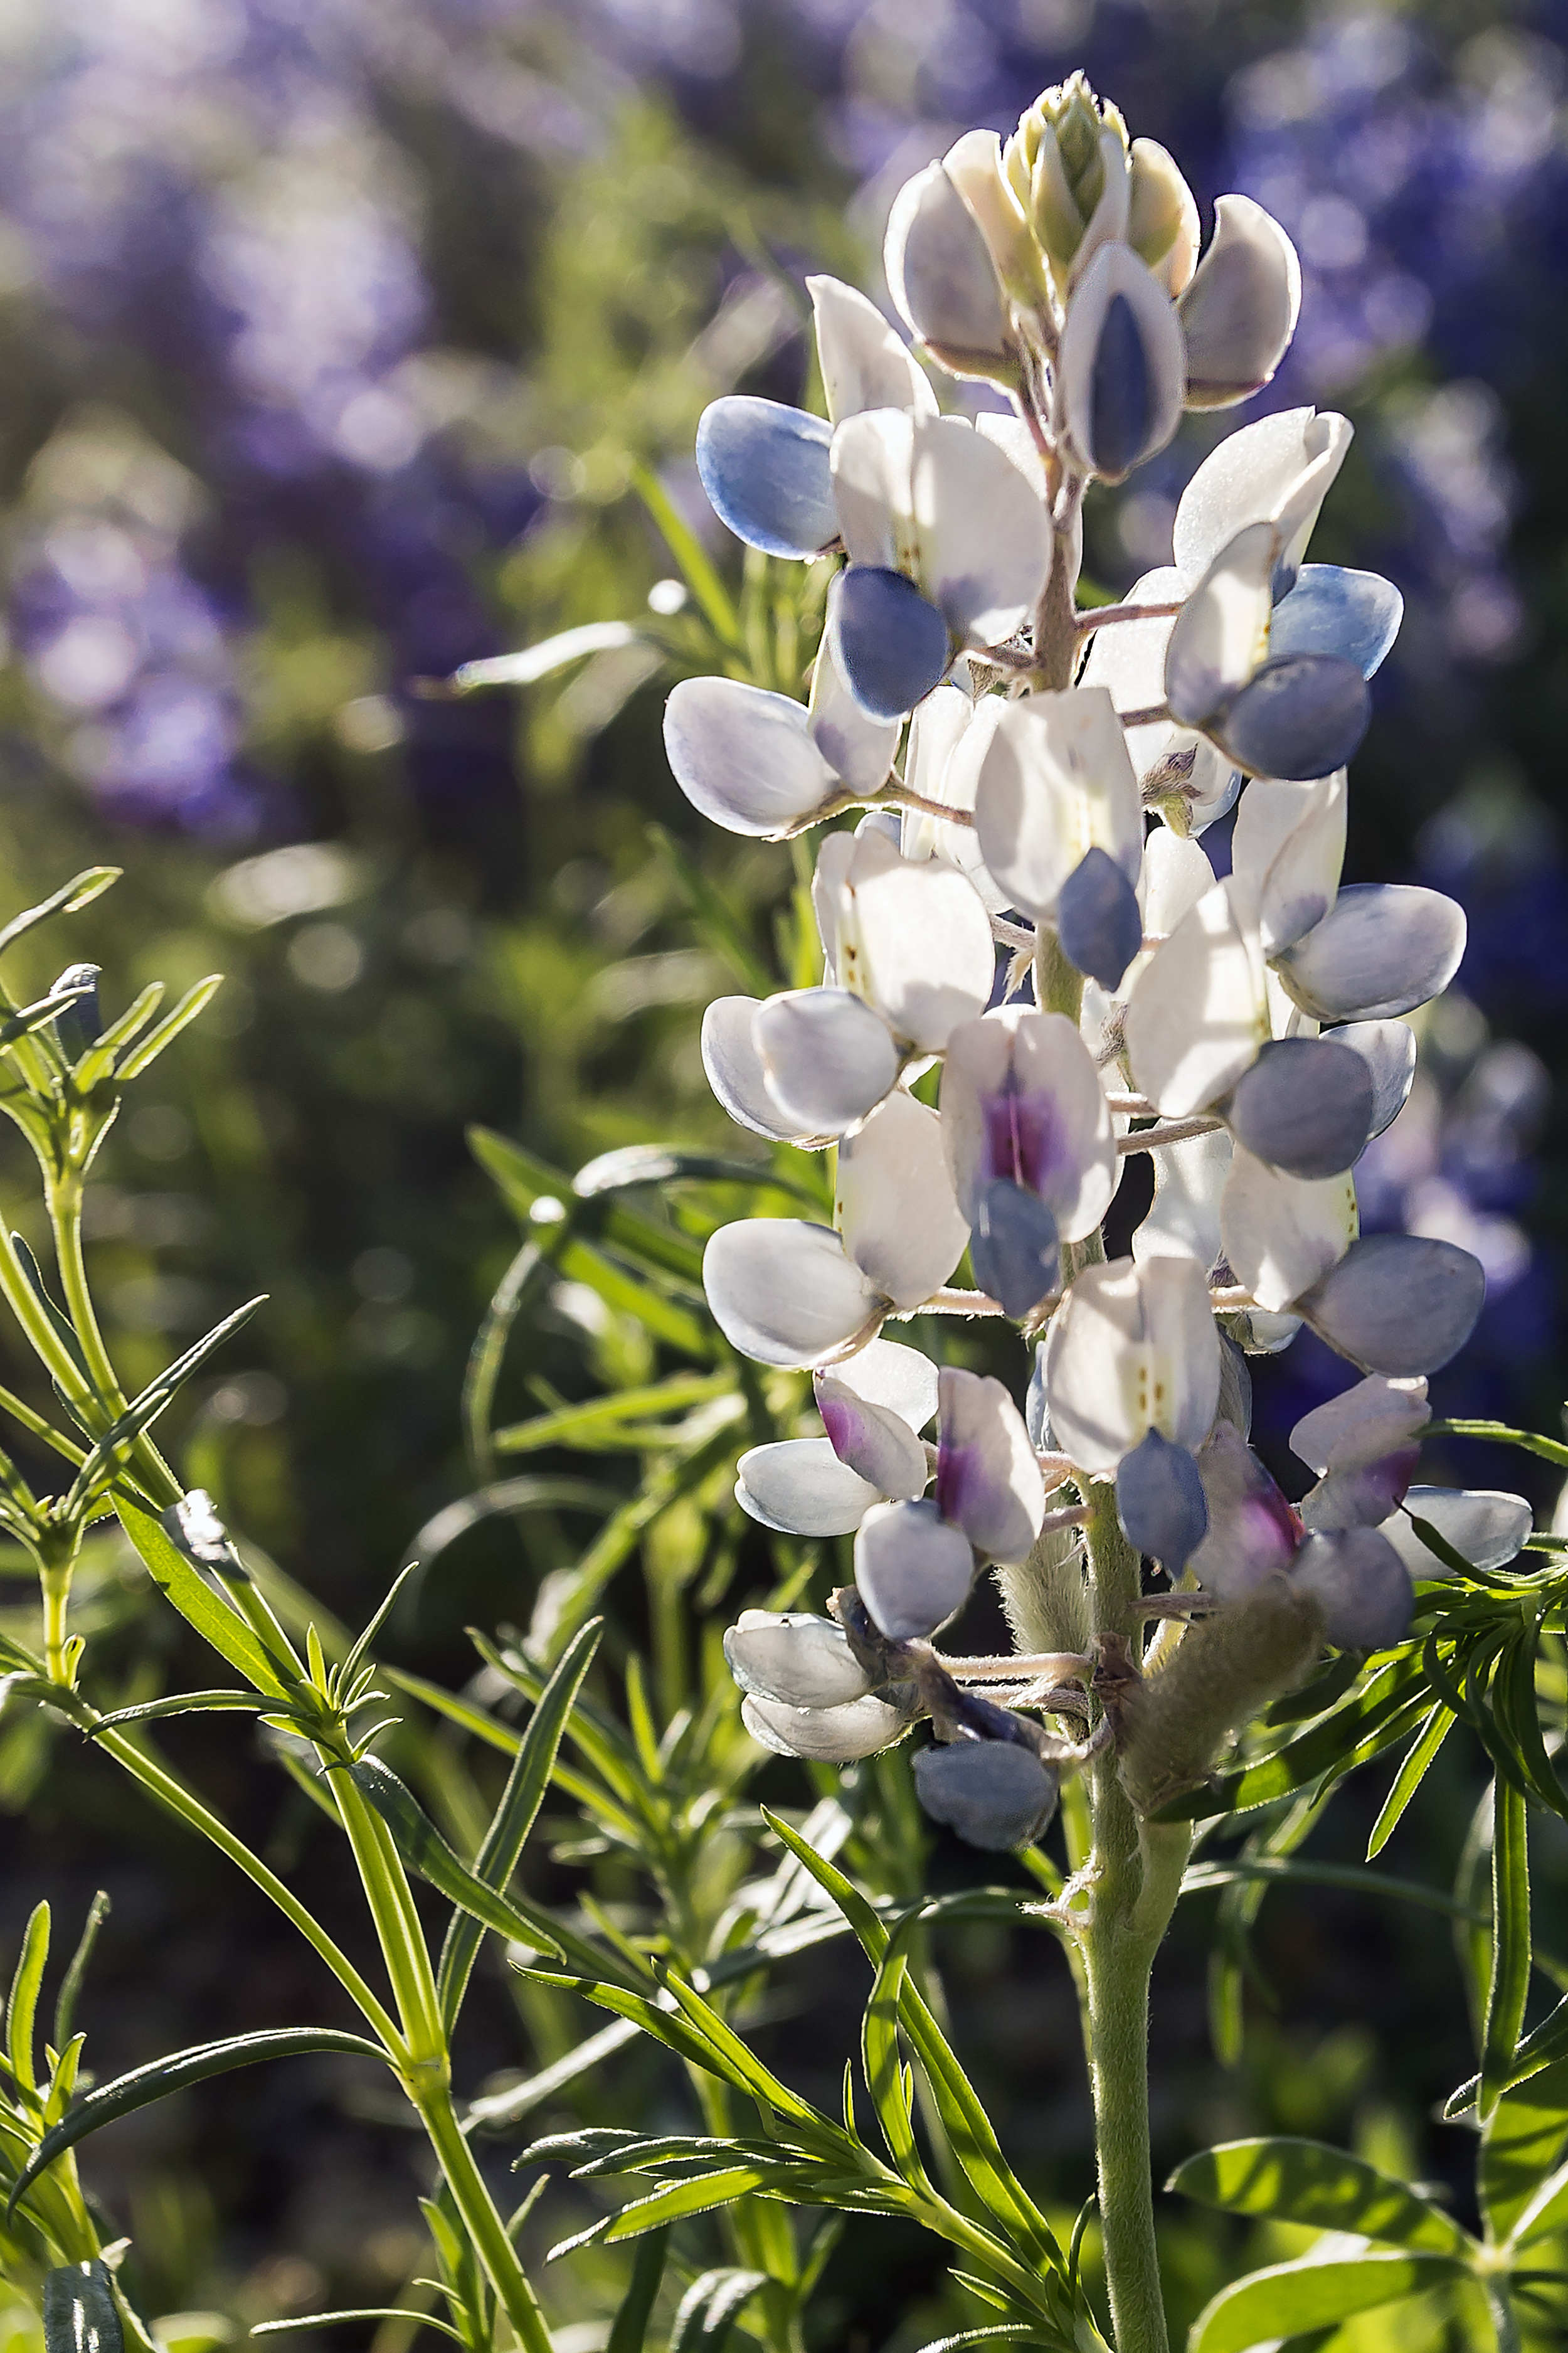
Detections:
969,1179,1060,1320
1330,1019,1417,1139
1057,846,1143,991
830,566,953,721
1269,565,1404,680
1227,1036,1376,1179
1088,293,1153,482
1116,1428,1209,1572
1290,1526,1413,1650
1297,1233,1486,1376
913,1739,1061,1850
696,397,837,561
1213,653,1371,781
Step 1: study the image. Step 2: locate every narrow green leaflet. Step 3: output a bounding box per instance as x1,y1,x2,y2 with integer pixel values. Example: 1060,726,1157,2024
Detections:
1480,2057,1568,2243
1167,2138,1471,2255
346,1758,565,1960
6,1902,49,2101
437,1617,603,2030
43,2263,122,2353
1508,2147,1568,2248
469,1128,707,1288
1481,1777,1532,2119
89,1691,267,1733
492,1373,733,1458
251,2312,464,2344
53,1890,109,2053
667,2268,768,2353
1180,1855,1483,1925
108,974,224,1082
1424,1420,1568,1470
465,2017,640,2130
1186,2251,1466,2353
464,1239,548,1479
628,464,742,651
9,2027,387,2216
1450,1987,1568,2118
1368,1704,1455,1859
0,866,120,961
398,1477,623,1576
604,2228,669,2353
574,1145,807,1203
70,1298,267,1504
117,1498,297,1699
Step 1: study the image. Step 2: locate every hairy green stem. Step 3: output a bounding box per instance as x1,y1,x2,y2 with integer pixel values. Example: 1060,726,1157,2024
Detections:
330,1765,554,2351
52,1174,183,1509
1483,2278,1523,2353
1079,1494,1185,2353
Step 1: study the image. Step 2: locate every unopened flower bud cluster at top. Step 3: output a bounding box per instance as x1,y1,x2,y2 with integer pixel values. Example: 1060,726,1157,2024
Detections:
662,73,1530,1856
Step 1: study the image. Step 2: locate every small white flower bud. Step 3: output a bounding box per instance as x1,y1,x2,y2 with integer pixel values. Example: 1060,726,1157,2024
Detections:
724,1610,873,1708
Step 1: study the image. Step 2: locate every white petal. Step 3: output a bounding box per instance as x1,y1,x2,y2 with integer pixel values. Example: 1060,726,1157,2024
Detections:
743,1691,911,1761
831,1337,941,1432
808,580,902,795
1274,885,1466,1024
1165,520,1275,727
1290,1376,1429,1476
974,412,1050,502
1179,194,1302,408
1384,1488,1532,1578
917,693,1014,910
664,676,841,838
1142,825,1217,937
973,689,1142,925
935,1366,1045,1564
1044,1254,1219,1475
726,1609,872,1706
815,1373,929,1498
1231,772,1346,954
1124,878,1269,1117
943,128,1051,311
884,162,1015,374
702,996,830,1147
1129,136,1202,295
834,830,997,1050
704,1219,884,1367
736,1442,884,1536
1219,1147,1357,1314
807,273,937,423
1057,240,1185,481
905,683,973,805
1173,407,1352,585
837,1089,969,1310
911,415,1051,645
830,408,913,571
754,987,899,1133
940,1007,1116,1244
1133,1125,1232,1272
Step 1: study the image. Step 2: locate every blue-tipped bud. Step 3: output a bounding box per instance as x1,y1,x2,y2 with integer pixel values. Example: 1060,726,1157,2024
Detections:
1056,845,1143,990
968,1178,1060,1320
1116,1428,1209,1571
1290,1526,1413,1650
694,398,837,561
1332,1020,1417,1139
1088,294,1152,482
1227,1036,1375,1180
1213,652,1370,780
913,1737,1061,1849
1269,564,1404,680
830,566,953,721
51,962,103,1063
1297,1232,1486,1376
854,1497,975,1641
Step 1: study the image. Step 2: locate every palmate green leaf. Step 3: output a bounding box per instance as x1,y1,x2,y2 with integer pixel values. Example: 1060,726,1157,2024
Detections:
762,1813,1067,2279
1152,1656,1431,1822
346,1758,565,1961
43,2262,122,2353
1187,2251,1466,2353
437,1617,603,2032
1167,2137,1471,2255
667,2268,768,2353
1482,1777,1533,2120
117,1497,298,1699
604,2228,669,2353
1480,2058,1568,2242
1368,1702,1455,1859
107,973,223,1083
9,2027,387,2217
